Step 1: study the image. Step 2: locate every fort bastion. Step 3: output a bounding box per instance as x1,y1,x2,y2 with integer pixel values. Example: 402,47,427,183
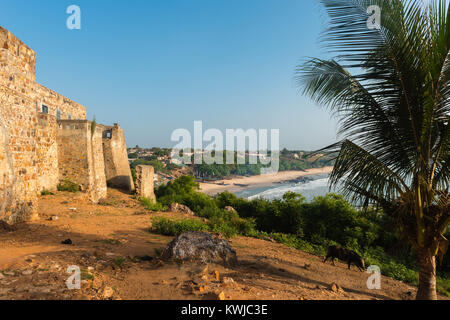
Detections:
0,26,134,224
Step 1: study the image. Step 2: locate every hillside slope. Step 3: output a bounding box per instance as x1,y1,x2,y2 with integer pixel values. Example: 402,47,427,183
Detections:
0,189,446,300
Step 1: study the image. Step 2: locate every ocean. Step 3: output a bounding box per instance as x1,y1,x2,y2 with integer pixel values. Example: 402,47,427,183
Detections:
234,173,337,202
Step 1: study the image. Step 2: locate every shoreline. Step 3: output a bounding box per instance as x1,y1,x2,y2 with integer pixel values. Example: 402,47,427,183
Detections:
199,166,334,196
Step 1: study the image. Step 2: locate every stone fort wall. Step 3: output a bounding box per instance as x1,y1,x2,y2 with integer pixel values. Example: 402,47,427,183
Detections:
102,124,135,191
0,26,132,223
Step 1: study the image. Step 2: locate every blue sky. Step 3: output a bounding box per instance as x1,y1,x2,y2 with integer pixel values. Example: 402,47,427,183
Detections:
1,0,338,150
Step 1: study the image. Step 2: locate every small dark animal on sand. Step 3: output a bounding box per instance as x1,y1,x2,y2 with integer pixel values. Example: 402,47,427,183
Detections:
323,245,365,272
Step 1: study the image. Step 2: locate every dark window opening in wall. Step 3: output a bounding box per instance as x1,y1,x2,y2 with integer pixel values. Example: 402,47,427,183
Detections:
56,109,61,120
68,114,72,120
41,104,49,114
103,130,112,139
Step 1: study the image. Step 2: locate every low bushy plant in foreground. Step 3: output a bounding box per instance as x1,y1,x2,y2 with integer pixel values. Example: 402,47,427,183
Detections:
57,180,80,193
141,197,166,212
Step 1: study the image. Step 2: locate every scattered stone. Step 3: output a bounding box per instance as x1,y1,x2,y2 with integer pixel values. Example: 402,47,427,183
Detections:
102,286,114,299
3,271,16,276
0,220,16,232
304,264,311,270
161,232,238,266
214,270,220,281
22,269,33,276
69,208,77,212
330,282,344,293
0,273,4,280
201,265,209,275
217,291,226,300
221,277,236,288
224,206,237,213
61,239,73,245
168,203,195,216
136,255,153,262
48,216,59,221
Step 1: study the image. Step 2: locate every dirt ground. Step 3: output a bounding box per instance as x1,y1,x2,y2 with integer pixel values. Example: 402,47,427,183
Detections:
0,188,445,300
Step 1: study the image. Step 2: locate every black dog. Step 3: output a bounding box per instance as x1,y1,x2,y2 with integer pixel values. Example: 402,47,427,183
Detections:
323,245,365,271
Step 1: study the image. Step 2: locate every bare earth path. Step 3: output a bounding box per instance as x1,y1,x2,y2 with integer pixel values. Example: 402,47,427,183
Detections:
0,189,445,300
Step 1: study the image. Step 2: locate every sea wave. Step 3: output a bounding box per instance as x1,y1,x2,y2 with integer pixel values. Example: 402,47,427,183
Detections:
240,176,333,201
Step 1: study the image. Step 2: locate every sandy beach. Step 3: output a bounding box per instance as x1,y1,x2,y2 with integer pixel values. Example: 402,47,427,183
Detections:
199,166,334,195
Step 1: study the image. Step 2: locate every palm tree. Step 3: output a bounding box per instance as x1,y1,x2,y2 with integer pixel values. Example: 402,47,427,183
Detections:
297,0,449,300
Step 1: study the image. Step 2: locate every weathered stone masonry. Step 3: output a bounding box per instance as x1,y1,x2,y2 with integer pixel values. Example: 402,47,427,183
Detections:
0,26,133,223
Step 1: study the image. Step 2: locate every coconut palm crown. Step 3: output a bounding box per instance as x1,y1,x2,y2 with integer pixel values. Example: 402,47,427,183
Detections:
297,0,449,300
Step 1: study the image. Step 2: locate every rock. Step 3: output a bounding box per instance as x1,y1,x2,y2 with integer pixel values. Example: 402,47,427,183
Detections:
48,216,59,221
22,269,33,276
214,270,220,281
0,220,16,233
168,203,195,216
61,239,73,245
217,291,226,300
224,206,237,213
330,282,344,293
161,232,238,266
304,264,311,270
102,286,114,299
0,273,4,280
221,277,236,288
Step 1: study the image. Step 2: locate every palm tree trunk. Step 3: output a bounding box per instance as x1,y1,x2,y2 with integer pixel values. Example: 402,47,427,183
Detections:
416,248,437,300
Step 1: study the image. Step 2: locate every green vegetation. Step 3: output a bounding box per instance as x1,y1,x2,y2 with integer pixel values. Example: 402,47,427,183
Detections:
57,180,80,193
81,269,94,281
141,197,166,212
113,257,126,267
151,217,209,236
99,239,121,246
194,151,335,179
130,159,171,175
297,0,450,300
149,176,450,296
90,116,97,137
40,189,54,196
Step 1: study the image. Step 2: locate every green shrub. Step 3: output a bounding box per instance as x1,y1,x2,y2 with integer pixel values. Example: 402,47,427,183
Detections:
141,198,166,212
40,189,54,196
151,217,209,236
57,180,80,193
152,176,450,288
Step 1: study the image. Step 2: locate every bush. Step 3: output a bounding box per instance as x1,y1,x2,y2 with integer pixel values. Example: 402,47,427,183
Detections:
40,189,54,196
152,176,450,290
141,198,166,212
151,217,209,236
57,180,80,193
